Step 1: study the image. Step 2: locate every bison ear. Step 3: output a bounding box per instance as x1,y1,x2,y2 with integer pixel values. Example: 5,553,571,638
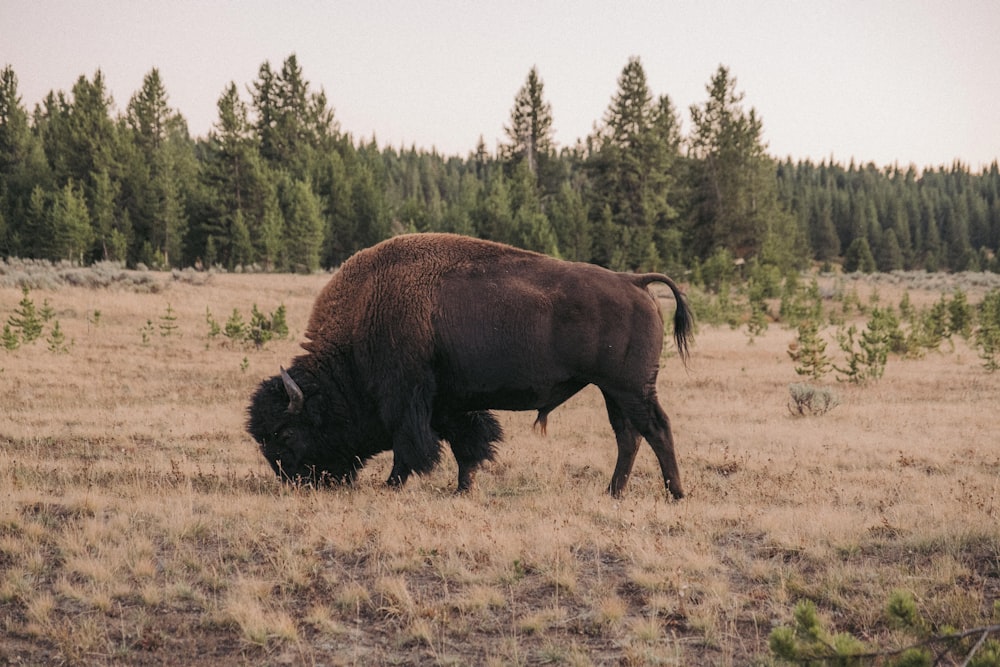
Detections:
280,366,305,414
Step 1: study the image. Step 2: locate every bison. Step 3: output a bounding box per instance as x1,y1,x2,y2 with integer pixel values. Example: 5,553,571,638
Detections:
247,233,693,498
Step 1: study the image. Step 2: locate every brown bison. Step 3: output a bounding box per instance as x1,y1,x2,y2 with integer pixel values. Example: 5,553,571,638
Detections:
247,233,693,498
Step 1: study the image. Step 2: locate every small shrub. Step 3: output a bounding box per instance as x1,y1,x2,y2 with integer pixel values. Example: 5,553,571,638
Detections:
787,383,839,416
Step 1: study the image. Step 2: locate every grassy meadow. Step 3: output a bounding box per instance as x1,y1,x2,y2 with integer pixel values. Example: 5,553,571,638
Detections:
1,267,998,665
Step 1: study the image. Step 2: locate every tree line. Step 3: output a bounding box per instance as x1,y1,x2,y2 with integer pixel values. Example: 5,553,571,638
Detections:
1,55,998,278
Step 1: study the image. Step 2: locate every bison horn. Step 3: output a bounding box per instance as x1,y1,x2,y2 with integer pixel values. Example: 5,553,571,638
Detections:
280,366,305,414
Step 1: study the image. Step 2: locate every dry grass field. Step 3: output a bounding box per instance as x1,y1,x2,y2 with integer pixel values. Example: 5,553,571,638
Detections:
1,269,998,665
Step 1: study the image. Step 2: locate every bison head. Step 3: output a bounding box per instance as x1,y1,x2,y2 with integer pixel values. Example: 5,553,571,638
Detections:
247,366,381,485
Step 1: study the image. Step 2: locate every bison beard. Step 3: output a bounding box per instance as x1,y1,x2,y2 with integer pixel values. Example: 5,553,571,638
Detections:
247,233,693,499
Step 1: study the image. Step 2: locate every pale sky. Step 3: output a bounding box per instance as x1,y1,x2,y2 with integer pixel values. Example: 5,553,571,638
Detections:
2,1,998,170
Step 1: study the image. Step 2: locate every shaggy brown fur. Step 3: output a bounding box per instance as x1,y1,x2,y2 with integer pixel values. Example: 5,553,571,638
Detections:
248,233,692,498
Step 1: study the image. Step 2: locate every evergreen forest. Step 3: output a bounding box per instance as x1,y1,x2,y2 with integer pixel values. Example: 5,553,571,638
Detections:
1,55,998,277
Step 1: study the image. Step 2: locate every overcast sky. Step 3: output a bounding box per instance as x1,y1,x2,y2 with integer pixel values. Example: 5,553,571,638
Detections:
2,1,998,170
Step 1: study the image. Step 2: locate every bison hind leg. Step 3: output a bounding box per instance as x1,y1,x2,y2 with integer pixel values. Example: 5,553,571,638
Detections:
435,410,503,493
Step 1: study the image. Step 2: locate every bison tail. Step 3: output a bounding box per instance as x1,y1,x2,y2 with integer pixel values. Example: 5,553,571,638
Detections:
635,273,694,365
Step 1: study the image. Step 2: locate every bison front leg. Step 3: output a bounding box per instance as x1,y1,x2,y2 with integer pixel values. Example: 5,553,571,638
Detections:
386,425,440,488
434,410,503,493
384,380,443,489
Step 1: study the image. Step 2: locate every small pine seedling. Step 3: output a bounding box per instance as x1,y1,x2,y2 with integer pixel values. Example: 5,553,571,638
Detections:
40,298,54,322
205,307,221,339
788,320,831,380
248,304,273,349
159,304,179,337
2,324,19,351
270,304,289,339
224,309,246,343
834,307,893,384
140,319,155,346
976,289,1000,372
8,286,43,343
46,320,69,354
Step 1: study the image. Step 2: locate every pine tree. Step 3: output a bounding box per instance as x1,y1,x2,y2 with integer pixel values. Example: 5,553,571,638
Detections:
91,169,125,262
878,228,905,271
475,172,515,245
509,162,558,254
50,180,94,262
198,82,264,267
843,237,876,273
127,69,171,154
501,66,554,179
251,54,337,178
125,69,191,267
688,66,804,270
282,179,325,272
548,182,591,262
585,57,681,269
24,186,52,258
0,65,50,257
40,71,117,192
0,66,31,178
